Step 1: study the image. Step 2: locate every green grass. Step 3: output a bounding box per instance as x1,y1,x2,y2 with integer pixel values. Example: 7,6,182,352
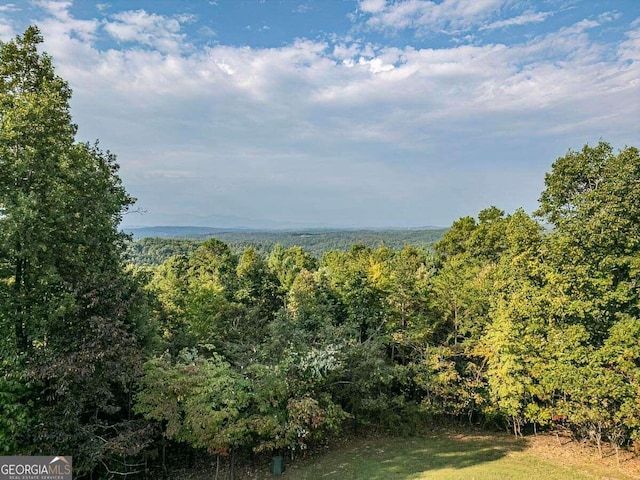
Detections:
275,434,635,480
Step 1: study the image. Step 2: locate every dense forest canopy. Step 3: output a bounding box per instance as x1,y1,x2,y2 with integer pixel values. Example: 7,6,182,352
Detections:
125,228,447,265
1,27,640,479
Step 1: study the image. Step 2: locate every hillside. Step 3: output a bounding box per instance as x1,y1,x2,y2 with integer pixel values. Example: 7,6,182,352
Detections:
125,227,447,264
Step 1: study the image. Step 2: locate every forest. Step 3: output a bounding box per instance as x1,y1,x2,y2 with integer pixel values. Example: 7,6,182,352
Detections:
125,228,446,265
1,27,640,479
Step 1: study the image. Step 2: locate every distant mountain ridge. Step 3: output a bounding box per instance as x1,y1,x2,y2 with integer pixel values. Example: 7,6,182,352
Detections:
124,225,445,240
125,226,250,239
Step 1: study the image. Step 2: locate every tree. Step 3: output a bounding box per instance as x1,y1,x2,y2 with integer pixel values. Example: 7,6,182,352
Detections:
321,245,386,343
433,207,508,264
536,142,640,339
235,247,282,325
434,215,476,261
483,145,640,444
0,26,134,348
189,238,237,299
416,208,510,424
136,350,251,460
268,244,318,292
0,27,148,476
371,246,433,362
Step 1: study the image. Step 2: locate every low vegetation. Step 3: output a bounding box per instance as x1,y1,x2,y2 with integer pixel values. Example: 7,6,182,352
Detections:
169,432,640,480
285,434,635,480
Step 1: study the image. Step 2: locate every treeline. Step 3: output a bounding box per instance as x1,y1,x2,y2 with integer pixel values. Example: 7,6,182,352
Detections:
134,143,640,468
2,27,640,479
125,228,447,265
126,238,202,265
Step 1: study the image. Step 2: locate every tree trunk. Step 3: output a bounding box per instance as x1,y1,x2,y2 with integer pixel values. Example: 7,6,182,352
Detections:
13,252,28,353
162,442,167,477
229,448,235,480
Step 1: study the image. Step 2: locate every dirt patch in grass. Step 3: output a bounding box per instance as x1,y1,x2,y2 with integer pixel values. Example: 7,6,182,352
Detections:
519,432,640,480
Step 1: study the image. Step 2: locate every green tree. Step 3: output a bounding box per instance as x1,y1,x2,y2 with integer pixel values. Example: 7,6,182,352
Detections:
434,206,508,264
434,215,476,261
136,350,251,455
236,247,282,324
370,246,433,362
321,245,385,343
267,244,318,292
483,210,547,435
0,27,148,476
276,269,343,347
189,238,237,299
415,207,509,425
537,142,640,339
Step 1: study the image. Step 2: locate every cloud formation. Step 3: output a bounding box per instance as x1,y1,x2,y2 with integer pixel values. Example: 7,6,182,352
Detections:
359,0,507,33
480,11,553,30
104,10,196,54
2,0,639,228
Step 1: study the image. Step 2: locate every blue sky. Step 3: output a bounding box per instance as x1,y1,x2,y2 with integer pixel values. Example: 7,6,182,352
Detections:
1,1,639,228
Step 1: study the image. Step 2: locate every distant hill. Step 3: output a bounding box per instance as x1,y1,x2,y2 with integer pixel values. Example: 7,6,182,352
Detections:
125,225,444,240
124,226,448,265
125,225,250,240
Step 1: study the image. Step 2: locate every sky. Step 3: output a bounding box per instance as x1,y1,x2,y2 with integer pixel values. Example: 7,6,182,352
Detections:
1,0,638,229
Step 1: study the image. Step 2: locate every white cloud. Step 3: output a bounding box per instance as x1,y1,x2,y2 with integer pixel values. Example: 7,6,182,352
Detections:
36,0,98,42
561,18,600,35
363,0,508,34
294,4,313,14
31,1,99,75
597,11,622,23
0,20,15,39
58,17,635,146
618,21,640,62
14,1,640,227
333,42,362,60
245,24,270,32
103,10,196,53
480,11,552,30
0,3,20,12
359,0,387,14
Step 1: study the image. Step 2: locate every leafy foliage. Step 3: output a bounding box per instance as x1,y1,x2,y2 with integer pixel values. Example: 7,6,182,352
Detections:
3,25,639,475
0,27,151,477
125,228,447,265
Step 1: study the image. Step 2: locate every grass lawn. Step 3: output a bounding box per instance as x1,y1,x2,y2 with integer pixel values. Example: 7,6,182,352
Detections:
273,433,640,480
170,431,640,479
